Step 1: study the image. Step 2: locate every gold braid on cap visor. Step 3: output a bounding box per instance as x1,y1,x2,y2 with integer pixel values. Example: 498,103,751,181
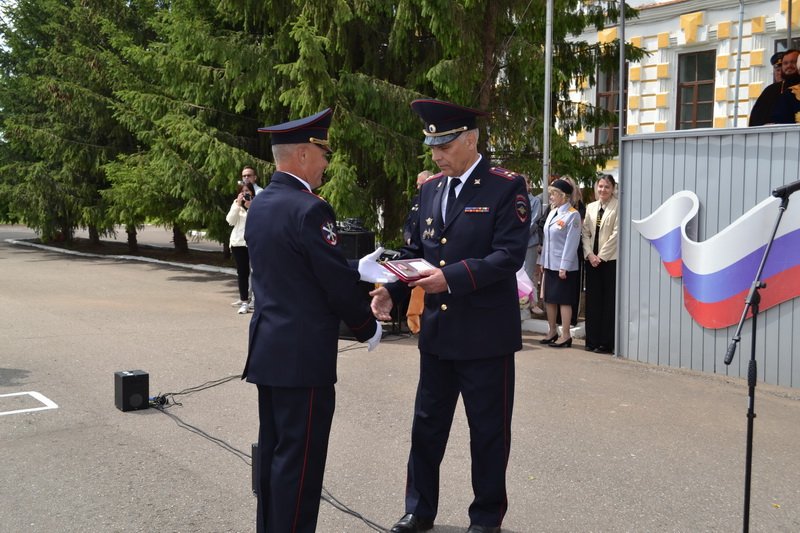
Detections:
422,125,468,137
309,137,332,152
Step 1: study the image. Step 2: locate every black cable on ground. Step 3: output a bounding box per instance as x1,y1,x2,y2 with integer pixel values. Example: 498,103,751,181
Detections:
149,370,389,531
321,487,388,532
153,407,252,467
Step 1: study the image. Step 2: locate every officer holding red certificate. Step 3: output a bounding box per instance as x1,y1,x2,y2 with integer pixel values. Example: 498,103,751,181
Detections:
369,99,529,533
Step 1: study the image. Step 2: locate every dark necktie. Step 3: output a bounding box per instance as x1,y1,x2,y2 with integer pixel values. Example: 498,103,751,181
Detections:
593,206,605,255
444,177,461,224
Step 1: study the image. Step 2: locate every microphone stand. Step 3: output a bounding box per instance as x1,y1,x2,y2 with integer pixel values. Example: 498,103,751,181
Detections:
724,192,791,533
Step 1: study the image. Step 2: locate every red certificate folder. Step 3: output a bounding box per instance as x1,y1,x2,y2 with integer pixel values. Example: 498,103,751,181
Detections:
381,258,436,283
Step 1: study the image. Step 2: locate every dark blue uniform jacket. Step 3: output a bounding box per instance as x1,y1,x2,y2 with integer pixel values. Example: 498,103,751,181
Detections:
242,172,377,387
386,158,529,359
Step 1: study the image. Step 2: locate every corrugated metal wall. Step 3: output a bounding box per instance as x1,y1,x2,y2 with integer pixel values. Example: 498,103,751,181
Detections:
619,126,800,388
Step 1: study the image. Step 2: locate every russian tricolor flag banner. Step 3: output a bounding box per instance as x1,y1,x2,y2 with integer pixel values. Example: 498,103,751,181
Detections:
632,191,800,329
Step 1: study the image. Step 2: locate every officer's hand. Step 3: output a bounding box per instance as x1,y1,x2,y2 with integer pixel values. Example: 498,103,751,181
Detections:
411,268,447,294
369,286,394,321
358,247,398,284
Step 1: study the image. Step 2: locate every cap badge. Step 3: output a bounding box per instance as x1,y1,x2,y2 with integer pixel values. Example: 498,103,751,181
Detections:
428,124,437,133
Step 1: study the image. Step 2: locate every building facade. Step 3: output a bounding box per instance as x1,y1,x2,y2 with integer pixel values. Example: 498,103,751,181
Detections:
570,0,800,151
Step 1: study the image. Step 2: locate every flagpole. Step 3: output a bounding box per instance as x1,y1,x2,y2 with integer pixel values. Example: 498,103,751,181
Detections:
542,0,553,189
615,0,626,358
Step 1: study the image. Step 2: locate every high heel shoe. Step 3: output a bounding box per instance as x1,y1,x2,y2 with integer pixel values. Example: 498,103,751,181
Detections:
552,337,573,348
539,334,558,345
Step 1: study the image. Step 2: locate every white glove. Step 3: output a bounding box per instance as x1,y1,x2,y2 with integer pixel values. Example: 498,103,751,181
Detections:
357,246,398,283
367,320,382,352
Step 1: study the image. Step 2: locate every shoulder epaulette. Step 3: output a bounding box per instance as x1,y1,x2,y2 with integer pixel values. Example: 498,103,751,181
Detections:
425,172,445,183
568,206,578,213
301,188,326,202
489,166,522,181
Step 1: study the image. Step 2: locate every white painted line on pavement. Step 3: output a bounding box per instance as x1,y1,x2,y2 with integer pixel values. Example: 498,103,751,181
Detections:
0,391,59,416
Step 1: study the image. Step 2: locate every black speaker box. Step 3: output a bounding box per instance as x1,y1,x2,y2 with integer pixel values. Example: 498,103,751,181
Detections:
114,370,149,412
338,230,375,260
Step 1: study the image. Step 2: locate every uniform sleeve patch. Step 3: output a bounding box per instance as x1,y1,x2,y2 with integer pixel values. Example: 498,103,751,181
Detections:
515,194,530,223
321,221,338,246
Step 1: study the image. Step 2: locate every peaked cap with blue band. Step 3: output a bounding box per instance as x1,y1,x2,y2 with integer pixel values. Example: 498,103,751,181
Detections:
258,108,333,152
410,99,488,146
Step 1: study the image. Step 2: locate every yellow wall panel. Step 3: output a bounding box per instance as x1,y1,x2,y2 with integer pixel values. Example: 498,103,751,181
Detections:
657,32,670,49
680,12,705,44
655,122,668,132
630,66,641,81
780,0,800,28
714,117,728,128
716,55,730,70
657,63,670,79
750,50,764,67
629,95,640,110
715,87,728,102
627,124,639,135
717,21,732,39
749,82,764,99
598,28,618,44
656,93,668,108
751,16,765,34
630,36,642,49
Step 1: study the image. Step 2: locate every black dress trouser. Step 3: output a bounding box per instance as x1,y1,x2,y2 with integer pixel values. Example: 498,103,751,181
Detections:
584,259,616,350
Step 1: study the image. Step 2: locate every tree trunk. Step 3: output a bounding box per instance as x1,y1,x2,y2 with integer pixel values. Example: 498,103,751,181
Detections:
172,225,189,253
60,224,74,244
88,225,100,245
126,225,139,253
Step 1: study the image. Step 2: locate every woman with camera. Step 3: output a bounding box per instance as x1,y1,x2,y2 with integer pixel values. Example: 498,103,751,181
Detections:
226,181,256,314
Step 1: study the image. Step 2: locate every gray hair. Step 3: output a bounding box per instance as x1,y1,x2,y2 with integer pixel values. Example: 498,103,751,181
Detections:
272,143,302,164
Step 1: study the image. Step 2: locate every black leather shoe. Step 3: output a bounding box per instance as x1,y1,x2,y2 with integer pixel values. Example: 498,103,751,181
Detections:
390,513,434,533
466,525,501,533
594,346,613,354
552,337,572,348
539,333,558,344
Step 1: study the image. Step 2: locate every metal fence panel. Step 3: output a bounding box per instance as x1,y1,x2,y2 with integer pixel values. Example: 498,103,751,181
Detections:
619,126,800,388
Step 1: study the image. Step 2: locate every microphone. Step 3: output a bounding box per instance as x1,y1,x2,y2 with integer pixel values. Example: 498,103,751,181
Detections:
772,179,800,199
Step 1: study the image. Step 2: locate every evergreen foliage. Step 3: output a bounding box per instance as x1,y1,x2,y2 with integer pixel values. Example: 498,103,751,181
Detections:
0,0,642,247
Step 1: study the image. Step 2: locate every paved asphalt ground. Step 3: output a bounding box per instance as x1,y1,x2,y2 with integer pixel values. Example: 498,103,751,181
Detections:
2,225,800,533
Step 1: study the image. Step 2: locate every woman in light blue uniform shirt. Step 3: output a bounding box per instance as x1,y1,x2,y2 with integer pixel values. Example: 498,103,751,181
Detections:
537,179,581,347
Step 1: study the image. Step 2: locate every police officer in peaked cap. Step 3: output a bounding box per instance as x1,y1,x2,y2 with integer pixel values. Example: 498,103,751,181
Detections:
242,107,382,533
370,99,530,533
